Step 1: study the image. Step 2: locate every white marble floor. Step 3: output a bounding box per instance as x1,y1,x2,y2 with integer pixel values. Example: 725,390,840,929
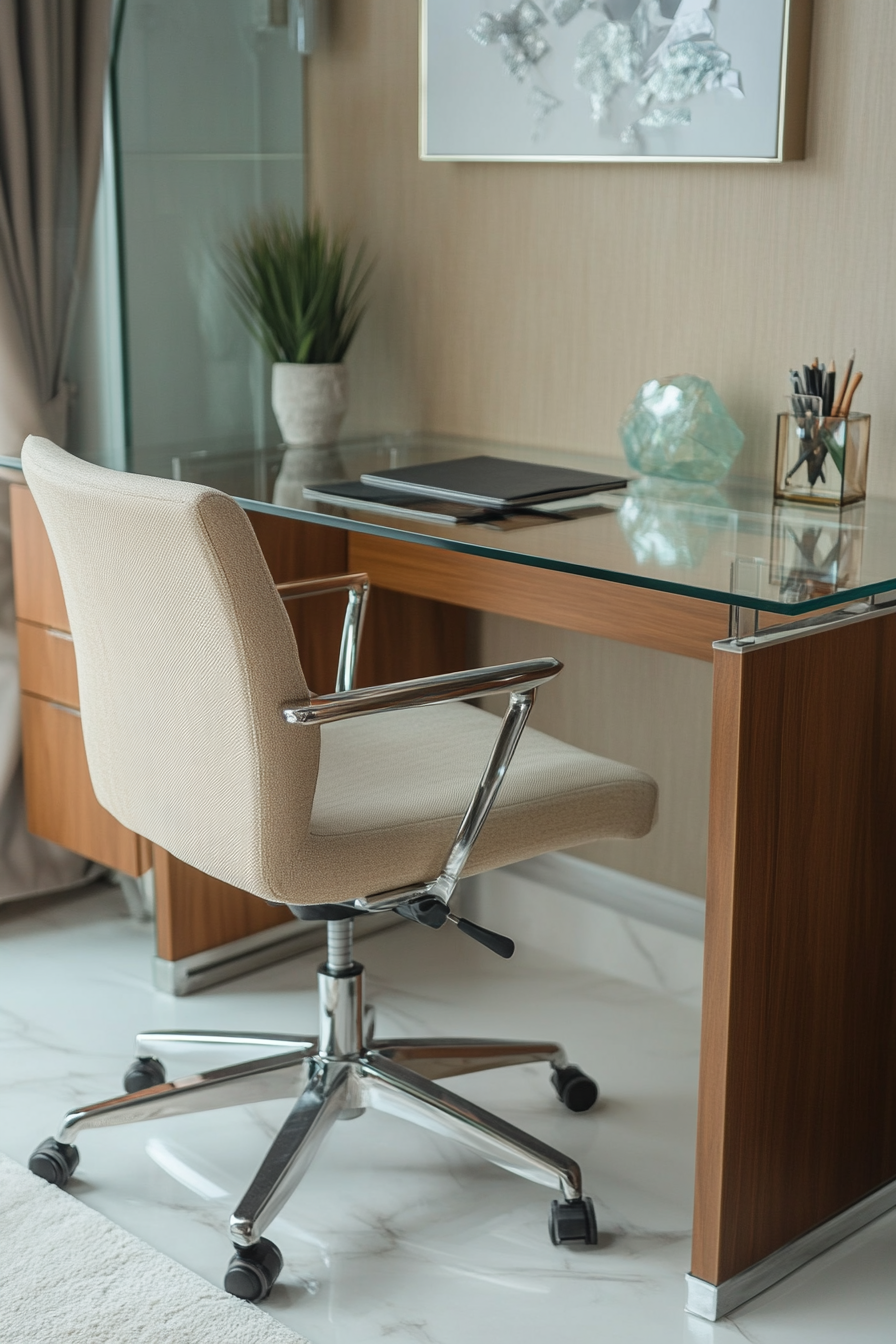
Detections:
1,884,894,1344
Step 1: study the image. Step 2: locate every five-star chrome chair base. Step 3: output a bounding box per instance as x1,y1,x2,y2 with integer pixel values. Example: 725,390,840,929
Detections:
29,923,600,1300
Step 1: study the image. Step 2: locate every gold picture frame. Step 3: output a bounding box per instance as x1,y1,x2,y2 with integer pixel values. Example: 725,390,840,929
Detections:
420,0,812,164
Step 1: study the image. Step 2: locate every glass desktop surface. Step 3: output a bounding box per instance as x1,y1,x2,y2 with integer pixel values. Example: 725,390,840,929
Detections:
160,433,896,617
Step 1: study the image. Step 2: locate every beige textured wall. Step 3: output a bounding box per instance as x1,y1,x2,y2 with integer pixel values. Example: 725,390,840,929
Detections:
307,0,896,896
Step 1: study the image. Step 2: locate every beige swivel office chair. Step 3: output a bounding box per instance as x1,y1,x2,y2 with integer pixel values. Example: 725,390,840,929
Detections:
23,436,658,1301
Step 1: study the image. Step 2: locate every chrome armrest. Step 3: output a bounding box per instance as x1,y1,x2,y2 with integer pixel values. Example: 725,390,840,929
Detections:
275,572,369,693
281,657,561,725
283,657,563,920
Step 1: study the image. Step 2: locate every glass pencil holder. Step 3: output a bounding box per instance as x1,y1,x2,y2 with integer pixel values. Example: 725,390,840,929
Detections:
774,406,870,507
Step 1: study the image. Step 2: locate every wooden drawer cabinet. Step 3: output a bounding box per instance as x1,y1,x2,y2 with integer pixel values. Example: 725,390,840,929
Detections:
17,619,79,708
10,485,69,630
20,692,151,874
11,482,150,876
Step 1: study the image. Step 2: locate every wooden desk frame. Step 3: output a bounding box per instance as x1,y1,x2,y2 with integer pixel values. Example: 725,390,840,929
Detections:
351,531,896,1317
11,486,896,1319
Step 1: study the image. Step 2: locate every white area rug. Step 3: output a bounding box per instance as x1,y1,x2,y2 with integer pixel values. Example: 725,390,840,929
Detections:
0,1153,307,1344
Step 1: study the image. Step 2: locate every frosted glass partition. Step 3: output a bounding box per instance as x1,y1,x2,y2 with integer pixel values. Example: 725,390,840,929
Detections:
113,0,304,469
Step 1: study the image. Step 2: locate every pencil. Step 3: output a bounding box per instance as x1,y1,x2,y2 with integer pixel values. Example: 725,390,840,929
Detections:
824,362,835,416
839,371,863,417
832,348,855,416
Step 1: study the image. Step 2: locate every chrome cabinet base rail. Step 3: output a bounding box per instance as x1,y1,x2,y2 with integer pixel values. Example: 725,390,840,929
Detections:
151,912,401,996
685,1173,896,1320
152,921,326,996
45,949,595,1270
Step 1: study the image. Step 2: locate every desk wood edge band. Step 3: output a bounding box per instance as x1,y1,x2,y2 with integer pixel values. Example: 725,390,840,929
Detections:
349,532,727,661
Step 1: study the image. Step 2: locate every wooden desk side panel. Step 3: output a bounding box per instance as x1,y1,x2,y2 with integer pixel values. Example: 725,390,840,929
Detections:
357,586,471,686
348,534,727,662
249,512,471,687
693,615,896,1284
248,511,349,694
153,847,292,962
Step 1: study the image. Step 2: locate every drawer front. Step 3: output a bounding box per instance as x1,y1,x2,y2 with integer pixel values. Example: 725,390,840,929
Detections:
20,692,150,876
10,483,70,630
17,620,79,708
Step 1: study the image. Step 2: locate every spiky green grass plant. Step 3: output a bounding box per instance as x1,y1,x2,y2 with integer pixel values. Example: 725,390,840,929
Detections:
221,212,372,364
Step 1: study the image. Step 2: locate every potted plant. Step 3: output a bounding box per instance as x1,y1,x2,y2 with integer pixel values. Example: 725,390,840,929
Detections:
222,210,371,446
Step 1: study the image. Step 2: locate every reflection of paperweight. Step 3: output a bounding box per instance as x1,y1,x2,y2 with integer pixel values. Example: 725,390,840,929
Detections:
618,375,744,483
770,502,865,603
617,477,731,569
272,445,346,509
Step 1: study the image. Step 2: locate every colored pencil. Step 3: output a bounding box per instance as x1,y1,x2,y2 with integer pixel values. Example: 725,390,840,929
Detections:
839,371,863,417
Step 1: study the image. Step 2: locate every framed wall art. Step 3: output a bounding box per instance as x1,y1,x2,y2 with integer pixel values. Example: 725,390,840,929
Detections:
420,0,812,163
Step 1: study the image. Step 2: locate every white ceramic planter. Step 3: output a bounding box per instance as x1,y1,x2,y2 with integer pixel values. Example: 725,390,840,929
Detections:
271,362,348,446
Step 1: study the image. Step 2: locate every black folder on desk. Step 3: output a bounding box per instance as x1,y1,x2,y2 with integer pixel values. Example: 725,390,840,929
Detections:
302,480,495,524
359,455,627,508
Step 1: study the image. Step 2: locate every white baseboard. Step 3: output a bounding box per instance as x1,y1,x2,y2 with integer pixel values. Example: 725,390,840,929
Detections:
472,854,705,1002
504,852,705,940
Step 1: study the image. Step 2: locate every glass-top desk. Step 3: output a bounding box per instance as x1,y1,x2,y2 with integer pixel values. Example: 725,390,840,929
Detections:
163,432,896,632
9,433,896,1318
166,434,896,1314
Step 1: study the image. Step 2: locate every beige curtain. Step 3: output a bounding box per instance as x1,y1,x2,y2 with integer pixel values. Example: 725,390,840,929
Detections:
0,0,113,900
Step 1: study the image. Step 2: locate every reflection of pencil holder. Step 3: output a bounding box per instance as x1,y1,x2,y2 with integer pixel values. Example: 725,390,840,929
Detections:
769,501,865,603
774,410,870,507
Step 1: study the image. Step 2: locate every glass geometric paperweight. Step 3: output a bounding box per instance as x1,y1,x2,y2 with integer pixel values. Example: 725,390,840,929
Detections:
618,375,745,484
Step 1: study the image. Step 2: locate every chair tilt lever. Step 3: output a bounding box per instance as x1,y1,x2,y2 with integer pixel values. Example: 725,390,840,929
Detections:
395,894,515,959
447,912,515,960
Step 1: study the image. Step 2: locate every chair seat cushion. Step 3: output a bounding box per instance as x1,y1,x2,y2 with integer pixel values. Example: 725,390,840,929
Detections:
297,701,657,905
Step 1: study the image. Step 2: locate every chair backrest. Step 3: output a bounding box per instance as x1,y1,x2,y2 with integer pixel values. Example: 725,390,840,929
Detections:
22,437,319,902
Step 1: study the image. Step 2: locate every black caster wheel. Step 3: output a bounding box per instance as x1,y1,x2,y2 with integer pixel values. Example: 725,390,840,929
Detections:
549,1196,598,1247
551,1064,599,1113
224,1238,283,1302
29,1136,80,1187
123,1056,166,1093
